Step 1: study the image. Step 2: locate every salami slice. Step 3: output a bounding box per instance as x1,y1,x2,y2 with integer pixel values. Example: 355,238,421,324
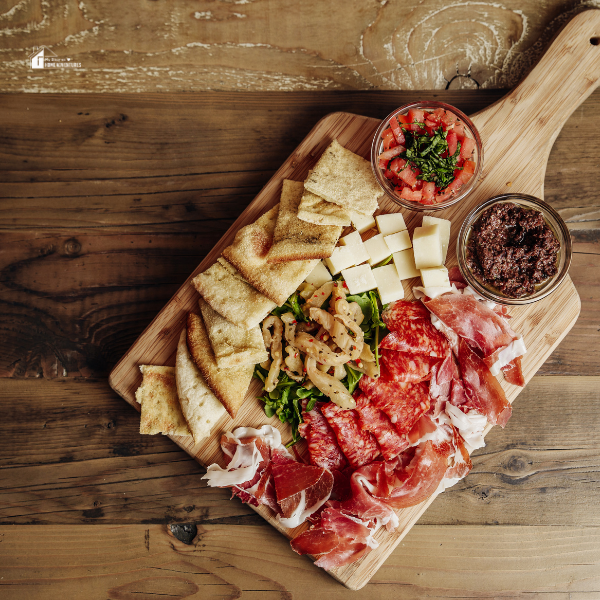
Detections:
379,322,449,358
300,401,347,471
321,402,381,469
382,300,430,330
380,348,439,383
355,394,408,461
359,370,430,436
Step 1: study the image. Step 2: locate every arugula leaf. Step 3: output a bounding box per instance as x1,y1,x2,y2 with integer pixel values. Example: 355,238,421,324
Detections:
343,364,363,394
271,292,307,322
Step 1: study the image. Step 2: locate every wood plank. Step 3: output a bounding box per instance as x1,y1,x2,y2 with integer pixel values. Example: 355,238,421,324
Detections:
0,0,596,93
1,523,599,599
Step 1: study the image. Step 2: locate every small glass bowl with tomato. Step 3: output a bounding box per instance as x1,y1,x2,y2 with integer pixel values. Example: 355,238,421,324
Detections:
371,101,483,211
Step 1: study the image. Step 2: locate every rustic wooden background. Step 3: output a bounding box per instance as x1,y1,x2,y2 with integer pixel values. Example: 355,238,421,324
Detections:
2,0,600,597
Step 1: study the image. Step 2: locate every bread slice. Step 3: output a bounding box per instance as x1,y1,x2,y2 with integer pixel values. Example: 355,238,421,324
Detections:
266,179,341,263
304,139,381,216
199,297,268,368
175,329,227,443
222,204,319,305
186,312,254,418
297,188,353,226
192,261,276,330
135,365,191,436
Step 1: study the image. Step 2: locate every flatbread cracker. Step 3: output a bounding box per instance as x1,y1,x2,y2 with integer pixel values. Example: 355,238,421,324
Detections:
187,312,253,418
222,204,319,305
304,139,381,216
192,261,276,330
175,329,226,443
266,180,341,263
297,188,352,226
199,297,268,368
135,365,191,436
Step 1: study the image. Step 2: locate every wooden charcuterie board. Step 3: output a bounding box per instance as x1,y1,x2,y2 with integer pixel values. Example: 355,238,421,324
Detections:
109,10,600,590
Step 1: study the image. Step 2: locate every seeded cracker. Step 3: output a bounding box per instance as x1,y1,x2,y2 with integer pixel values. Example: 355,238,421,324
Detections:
304,139,381,216
266,180,342,263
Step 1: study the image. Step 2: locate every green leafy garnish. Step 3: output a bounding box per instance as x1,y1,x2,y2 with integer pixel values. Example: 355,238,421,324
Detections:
343,363,363,394
271,291,306,322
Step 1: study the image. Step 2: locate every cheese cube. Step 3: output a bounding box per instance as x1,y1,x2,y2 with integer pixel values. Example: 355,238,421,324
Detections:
422,216,451,262
392,249,420,280
376,213,407,236
364,234,391,266
341,264,377,295
384,230,412,254
305,261,332,288
412,224,443,269
350,211,376,234
420,266,451,288
324,246,355,275
372,264,405,304
339,231,370,265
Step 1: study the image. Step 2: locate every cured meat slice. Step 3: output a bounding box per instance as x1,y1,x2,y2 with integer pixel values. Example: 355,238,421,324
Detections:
355,394,408,461
382,300,430,330
380,322,449,358
321,402,381,469
380,349,439,383
359,371,430,436
407,414,437,446
272,462,334,528
458,339,512,427
299,401,347,471
444,426,473,480
448,266,467,288
425,293,517,361
449,378,468,407
502,356,525,386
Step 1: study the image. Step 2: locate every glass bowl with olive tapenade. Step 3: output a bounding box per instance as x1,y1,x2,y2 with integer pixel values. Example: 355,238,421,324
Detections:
371,101,483,212
457,194,572,305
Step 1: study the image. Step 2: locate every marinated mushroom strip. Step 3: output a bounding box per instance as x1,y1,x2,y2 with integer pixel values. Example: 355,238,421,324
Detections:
297,321,318,333
348,359,380,379
283,345,304,382
280,312,297,347
302,281,335,314
334,313,365,361
294,332,350,366
330,282,350,316
262,315,284,392
309,307,364,361
305,357,356,410
332,364,347,380
348,301,365,326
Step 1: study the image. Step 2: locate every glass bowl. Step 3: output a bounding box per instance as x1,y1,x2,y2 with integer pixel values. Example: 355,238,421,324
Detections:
457,194,572,305
371,100,483,212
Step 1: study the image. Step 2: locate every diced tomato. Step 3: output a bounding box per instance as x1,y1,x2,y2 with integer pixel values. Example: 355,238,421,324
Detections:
408,108,425,131
457,169,474,184
431,108,445,123
435,190,452,203
413,179,424,191
382,128,396,151
441,110,457,128
389,157,406,174
422,181,436,203
384,168,395,180
447,131,458,157
378,145,405,167
398,165,418,187
400,187,422,202
459,137,476,161
397,114,411,126
463,159,476,174
446,178,464,194
453,121,465,139
388,118,406,145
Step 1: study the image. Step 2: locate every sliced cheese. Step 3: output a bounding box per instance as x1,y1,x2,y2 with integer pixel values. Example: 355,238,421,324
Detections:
420,265,450,288
305,261,332,288
422,215,451,262
372,264,405,304
376,213,407,236
341,263,377,295
364,233,391,266
392,248,420,280
384,230,412,254
324,245,355,275
350,211,376,234
413,224,443,269
340,230,370,265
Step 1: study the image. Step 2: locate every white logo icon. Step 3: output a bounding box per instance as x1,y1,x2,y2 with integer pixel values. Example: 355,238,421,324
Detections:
29,46,57,69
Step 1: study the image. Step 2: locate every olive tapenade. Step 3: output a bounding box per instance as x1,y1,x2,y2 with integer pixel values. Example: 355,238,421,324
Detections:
466,202,560,298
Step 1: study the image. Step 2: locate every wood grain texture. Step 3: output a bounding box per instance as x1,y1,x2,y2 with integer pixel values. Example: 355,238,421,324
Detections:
1,523,600,599
2,0,600,93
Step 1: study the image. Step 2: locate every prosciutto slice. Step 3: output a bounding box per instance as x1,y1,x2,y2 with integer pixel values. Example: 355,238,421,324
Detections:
501,356,525,386
458,339,512,427
380,349,440,383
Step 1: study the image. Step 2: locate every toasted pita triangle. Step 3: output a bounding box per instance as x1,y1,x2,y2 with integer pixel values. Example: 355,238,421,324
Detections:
297,188,353,226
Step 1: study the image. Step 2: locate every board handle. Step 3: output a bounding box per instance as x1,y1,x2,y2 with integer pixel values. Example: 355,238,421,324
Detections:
472,9,600,196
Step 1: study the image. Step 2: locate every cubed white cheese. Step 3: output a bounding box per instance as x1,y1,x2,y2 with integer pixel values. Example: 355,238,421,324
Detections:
324,246,355,275
376,213,407,236
364,233,391,266
384,230,412,254
422,216,451,262
392,249,420,280
412,224,443,269
339,231,370,265
305,261,332,288
341,264,377,295
372,264,405,304
350,211,376,234
420,266,451,288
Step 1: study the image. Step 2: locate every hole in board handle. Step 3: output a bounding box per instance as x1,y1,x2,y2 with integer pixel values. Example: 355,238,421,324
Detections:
591,37,600,46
